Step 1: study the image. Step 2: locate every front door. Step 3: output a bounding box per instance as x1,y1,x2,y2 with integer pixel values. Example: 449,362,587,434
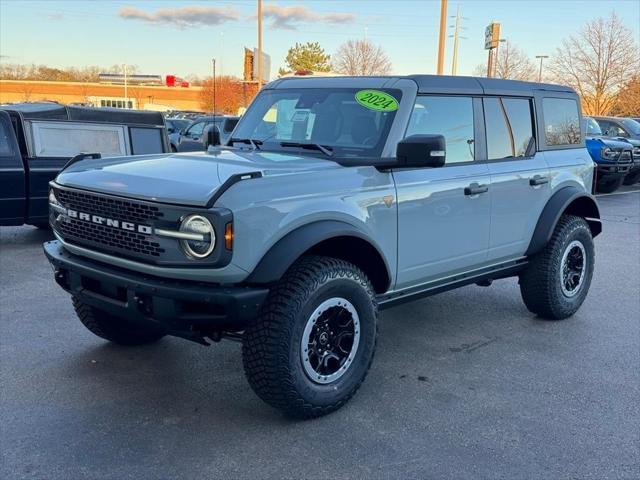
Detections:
394,95,491,289
177,120,206,151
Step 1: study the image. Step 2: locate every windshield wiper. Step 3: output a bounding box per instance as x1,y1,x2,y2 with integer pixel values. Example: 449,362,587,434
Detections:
279,142,334,157
230,137,263,150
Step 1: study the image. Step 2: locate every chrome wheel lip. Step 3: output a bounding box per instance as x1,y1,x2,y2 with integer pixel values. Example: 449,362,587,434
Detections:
560,240,587,298
300,297,360,385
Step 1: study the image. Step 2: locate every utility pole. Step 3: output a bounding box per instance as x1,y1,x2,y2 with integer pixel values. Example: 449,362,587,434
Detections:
493,38,506,78
257,0,263,88
437,0,448,75
536,55,549,82
449,5,466,76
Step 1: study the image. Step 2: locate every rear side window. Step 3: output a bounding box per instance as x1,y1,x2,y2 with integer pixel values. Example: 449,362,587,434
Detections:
130,128,163,155
484,97,534,159
542,98,581,146
407,96,475,164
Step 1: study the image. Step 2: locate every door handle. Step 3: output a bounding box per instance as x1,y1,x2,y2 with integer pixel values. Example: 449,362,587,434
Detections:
529,175,549,186
464,183,489,196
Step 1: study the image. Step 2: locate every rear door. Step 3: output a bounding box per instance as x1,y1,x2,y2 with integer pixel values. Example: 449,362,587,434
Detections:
483,96,552,261
0,111,25,225
394,95,491,288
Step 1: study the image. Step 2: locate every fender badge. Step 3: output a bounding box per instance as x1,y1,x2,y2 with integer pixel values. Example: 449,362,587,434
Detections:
383,195,394,207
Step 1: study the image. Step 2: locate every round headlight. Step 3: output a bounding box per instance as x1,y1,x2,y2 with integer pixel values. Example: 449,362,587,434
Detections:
179,214,215,259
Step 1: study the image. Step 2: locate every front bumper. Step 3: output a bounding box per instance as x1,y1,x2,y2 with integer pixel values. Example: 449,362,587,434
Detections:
44,240,268,340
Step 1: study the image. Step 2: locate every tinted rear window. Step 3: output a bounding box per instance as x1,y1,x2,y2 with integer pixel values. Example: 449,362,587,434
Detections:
543,98,581,146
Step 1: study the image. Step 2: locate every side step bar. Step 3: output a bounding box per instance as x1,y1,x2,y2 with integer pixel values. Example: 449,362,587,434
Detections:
377,259,527,310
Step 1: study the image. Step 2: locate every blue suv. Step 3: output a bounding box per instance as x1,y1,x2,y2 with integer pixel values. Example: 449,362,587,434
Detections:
590,116,640,185
583,117,633,192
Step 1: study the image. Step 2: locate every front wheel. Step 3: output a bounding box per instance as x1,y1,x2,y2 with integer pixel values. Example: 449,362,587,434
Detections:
242,256,378,418
596,175,624,193
519,215,595,320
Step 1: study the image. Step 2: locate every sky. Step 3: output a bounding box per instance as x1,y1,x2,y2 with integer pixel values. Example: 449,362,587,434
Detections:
1,0,639,80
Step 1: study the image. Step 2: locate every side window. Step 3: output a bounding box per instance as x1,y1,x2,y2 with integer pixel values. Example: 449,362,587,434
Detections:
223,118,239,133
407,96,475,164
484,97,534,159
542,98,581,146
186,122,204,136
0,120,14,157
608,123,627,137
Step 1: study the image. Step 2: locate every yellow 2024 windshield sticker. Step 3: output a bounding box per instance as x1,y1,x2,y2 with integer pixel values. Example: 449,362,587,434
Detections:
355,90,399,112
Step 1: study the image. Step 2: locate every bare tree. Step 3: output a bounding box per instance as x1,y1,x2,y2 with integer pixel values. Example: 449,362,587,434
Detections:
473,40,536,80
549,13,640,115
333,39,392,76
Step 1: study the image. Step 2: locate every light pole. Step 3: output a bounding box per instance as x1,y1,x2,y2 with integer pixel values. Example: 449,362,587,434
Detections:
211,58,216,115
536,55,549,82
257,0,263,87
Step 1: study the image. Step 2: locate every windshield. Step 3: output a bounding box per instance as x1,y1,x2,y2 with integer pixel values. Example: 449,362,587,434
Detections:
621,118,640,135
584,117,602,135
231,88,402,158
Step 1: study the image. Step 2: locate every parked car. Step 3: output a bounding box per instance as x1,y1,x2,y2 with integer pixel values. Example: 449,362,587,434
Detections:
589,116,640,185
583,117,634,193
176,115,240,152
0,103,169,228
591,116,640,140
165,118,192,152
44,75,601,418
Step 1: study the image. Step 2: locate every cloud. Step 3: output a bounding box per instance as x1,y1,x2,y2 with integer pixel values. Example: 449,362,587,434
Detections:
118,6,240,28
262,4,355,30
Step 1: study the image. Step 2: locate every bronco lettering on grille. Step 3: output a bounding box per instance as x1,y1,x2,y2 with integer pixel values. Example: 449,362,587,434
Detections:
65,208,152,235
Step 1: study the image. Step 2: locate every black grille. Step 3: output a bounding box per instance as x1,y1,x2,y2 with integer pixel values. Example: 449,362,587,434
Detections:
56,188,163,224
53,187,165,259
57,219,164,257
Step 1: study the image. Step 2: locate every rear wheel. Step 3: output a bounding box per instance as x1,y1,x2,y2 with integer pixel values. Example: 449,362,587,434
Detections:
242,256,378,418
72,297,165,346
520,215,595,320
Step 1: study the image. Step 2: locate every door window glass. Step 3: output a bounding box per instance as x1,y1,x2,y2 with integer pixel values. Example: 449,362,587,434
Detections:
542,98,581,146
484,97,534,159
407,96,475,164
186,122,204,136
0,120,14,156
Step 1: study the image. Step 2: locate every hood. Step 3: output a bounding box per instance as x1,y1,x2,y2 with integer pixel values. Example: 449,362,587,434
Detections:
55,148,342,207
585,136,632,149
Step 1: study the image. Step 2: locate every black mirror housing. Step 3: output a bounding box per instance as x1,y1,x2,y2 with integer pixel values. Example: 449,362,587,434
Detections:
396,134,446,168
204,125,221,148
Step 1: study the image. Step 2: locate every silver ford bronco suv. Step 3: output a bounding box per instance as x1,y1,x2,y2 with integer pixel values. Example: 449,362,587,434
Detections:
44,75,601,418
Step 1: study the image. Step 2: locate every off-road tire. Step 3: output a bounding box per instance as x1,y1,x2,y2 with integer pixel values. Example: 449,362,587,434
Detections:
520,215,594,320
33,222,51,230
72,297,165,345
242,255,378,419
596,175,624,193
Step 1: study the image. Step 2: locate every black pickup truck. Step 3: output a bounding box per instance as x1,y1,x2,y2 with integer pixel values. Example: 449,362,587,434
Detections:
0,103,169,228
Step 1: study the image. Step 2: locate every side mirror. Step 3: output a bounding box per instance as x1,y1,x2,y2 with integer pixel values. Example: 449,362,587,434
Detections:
204,125,221,148
396,134,446,168
167,127,175,134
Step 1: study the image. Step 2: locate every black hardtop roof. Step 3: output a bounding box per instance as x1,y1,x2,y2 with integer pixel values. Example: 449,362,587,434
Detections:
268,74,576,97
0,102,165,126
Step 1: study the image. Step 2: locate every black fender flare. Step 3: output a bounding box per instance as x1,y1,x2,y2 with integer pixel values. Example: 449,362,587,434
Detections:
246,220,392,287
526,186,601,256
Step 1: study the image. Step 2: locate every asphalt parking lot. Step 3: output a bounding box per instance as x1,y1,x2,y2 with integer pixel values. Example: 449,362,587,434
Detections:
1,187,638,480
